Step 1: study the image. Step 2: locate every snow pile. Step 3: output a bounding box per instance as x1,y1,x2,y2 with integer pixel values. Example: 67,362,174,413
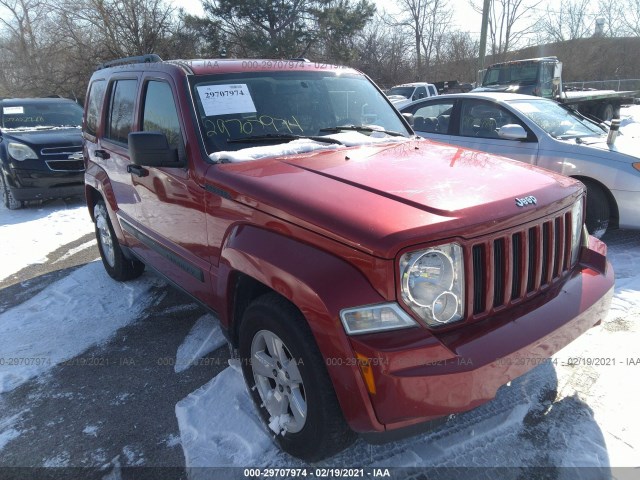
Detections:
0,200,93,281
209,131,408,163
0,261,161,393
174,314,226,373
175,367,277,469
619,104,640,138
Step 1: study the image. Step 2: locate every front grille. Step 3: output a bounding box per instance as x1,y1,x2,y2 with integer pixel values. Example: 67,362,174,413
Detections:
45,160,85,172
471,209,574,316
40,146,82,156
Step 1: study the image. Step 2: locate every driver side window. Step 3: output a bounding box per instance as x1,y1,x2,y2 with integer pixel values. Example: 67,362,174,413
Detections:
459,100,524,139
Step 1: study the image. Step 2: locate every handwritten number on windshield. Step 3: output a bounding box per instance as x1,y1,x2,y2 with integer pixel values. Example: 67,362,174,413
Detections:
205,115,304,138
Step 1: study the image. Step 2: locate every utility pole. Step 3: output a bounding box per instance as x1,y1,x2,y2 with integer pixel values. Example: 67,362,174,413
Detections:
477,0,491,84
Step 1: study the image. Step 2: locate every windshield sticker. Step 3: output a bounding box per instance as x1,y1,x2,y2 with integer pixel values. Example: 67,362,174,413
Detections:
515,103,540,113
197,84,257,116
3,106,24,114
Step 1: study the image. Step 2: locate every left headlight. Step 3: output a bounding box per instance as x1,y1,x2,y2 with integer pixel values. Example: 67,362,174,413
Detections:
400,243,465,327
8,142,38,161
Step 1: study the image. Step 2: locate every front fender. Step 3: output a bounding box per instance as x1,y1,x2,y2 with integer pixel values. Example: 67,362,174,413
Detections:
218,224,388,432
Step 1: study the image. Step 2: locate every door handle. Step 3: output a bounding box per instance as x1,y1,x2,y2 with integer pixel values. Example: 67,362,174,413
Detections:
127,164,148,177
94,149,110,159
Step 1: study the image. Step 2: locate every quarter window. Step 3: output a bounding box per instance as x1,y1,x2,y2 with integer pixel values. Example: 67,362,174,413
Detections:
106,79,138,144
85,80,106,137
142,81,181,148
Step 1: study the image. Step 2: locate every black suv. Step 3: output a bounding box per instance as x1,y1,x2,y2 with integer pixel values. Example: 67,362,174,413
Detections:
0,97,85,209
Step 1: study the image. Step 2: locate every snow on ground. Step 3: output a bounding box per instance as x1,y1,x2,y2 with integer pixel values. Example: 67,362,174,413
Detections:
620,104,640,138
0,261,163,393
0,199,94,282
174,314,227,373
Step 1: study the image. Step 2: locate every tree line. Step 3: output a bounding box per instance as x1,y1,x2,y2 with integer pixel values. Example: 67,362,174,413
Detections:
1,0,639,99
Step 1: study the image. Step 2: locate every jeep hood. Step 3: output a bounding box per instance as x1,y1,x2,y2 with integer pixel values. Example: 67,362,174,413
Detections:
211,139,582,258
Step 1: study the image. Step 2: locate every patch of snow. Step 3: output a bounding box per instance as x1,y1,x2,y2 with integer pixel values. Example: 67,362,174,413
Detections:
83,425,99,437
175,367,277,467
110,393,133,406
268,414,292,436
162,434,181,448
174,314,226,373
158,303,201,316
101,455,122,480
0,428,21,451
121,445,145,466
0,261,162,393
43,451,71,467
0,201,94,281
209,131,408,163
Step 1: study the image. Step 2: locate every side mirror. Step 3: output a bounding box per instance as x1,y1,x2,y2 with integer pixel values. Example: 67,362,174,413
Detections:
128,131,184,168
402,112,414,126
498,124,528,140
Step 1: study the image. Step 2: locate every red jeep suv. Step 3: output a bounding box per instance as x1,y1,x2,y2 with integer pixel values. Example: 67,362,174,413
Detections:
83,55,614,460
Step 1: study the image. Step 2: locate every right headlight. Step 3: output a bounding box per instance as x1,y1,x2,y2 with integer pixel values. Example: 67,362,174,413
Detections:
8,142,38,161
570,197,584,266
399,243,465,327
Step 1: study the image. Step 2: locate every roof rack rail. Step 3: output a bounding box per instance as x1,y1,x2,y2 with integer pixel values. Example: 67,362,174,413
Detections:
97,54,163,71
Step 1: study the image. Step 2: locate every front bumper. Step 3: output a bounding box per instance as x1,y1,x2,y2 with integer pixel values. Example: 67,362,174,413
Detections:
6,167,85,201
346,242,614,432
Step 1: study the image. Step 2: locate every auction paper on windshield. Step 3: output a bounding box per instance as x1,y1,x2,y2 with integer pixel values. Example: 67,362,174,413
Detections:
197,84,257,116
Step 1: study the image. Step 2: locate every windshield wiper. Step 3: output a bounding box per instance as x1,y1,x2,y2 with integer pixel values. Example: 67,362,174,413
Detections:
226,133,343,145
319,125,406,137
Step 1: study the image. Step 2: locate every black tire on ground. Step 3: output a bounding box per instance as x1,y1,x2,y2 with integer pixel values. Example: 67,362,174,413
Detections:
94,200,145,281
0,171,23,210
239,293,356,461
582,179,610,239
598,103,614,122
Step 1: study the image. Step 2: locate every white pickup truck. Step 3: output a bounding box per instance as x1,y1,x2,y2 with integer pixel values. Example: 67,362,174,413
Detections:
386,82,438,109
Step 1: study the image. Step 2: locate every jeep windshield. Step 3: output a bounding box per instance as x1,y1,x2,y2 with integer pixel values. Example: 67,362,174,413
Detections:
190,70,411,154
1,101,83,129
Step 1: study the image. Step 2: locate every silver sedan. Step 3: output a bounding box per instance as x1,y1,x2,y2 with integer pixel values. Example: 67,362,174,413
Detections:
400,92,640,236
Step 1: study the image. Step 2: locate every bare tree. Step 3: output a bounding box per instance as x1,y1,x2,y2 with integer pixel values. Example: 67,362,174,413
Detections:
542,0,592,42
595,0,626,37
393,0,452,79
618,0,640,36
471,0,542,61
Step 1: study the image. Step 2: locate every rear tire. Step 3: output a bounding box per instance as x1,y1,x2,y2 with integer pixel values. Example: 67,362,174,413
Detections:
94,200,145,281
582,179,610,239
0,172,23,210
239,293,356,461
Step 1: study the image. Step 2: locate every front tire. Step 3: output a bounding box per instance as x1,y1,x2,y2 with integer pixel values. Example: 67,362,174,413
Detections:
0,172,23,210
582,179,610,238
94,200,145,281
239,293,356,461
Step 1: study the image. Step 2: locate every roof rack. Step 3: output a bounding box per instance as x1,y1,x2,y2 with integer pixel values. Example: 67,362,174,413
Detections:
97,54,163,71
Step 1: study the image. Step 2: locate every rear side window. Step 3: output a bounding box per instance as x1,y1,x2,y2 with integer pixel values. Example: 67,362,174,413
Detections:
142,81,181,148
85,80,106,136
106,79,138,144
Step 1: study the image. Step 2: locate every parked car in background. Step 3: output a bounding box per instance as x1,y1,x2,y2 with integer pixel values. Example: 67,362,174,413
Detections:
83,55,613,461
386,82,438,109
0,97,84,209
401,92,640,237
